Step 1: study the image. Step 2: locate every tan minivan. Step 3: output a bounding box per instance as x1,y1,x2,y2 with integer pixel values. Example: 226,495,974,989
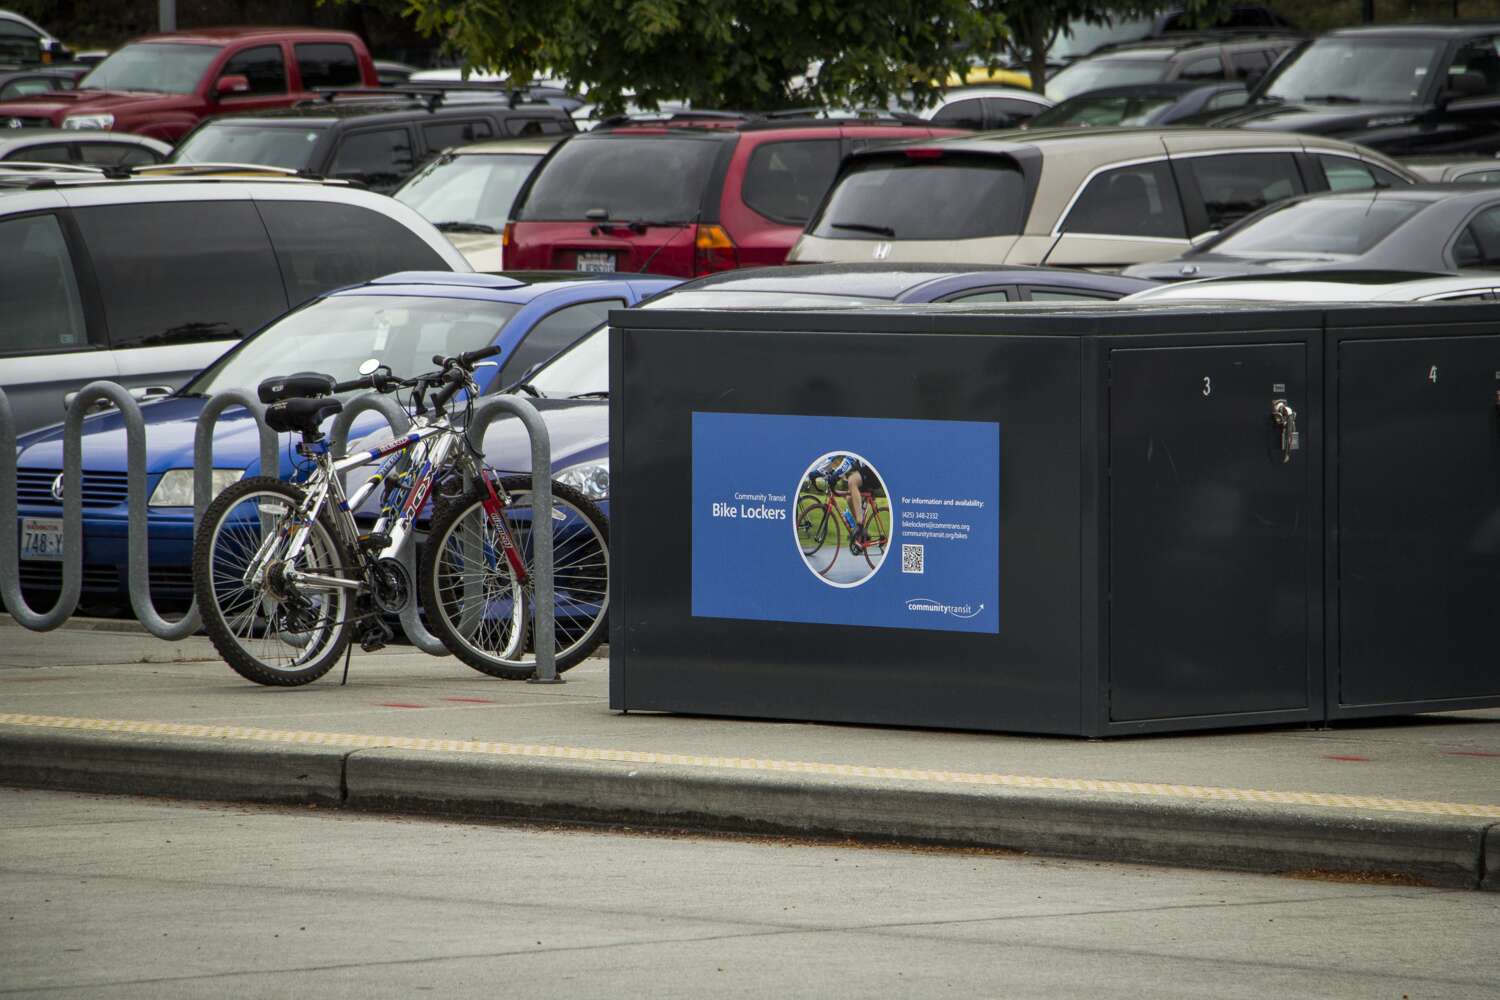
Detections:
787,128,1416,271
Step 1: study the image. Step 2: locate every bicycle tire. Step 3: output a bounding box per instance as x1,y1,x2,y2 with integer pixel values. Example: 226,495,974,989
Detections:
192,476,355,687
861,504,891,571
796,494,830,556
420,476,609,679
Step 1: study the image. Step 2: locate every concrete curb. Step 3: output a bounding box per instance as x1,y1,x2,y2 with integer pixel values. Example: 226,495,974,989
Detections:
345,747,1492,889
0,728,345,806
1,728,1491,889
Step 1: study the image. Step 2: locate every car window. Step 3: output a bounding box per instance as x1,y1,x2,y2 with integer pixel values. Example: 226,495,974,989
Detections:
1318,155,1387,192
506,117,564,136
220,44,286,95
295,42,362,89
1208,197,1425,257
742,138,841,225
72,202,287,349
256,199,448,306
1446,37,1500,100
1,77,54,98
422,120,493,151
1060,160,1186,239
1459,168,1500,184
77,142,163,166
946,288,1010,303
1229,50,1270,80
1264,37,1442,106
1453,206,1500,268
396,151,543,230
1183,152,1304,232
518,136,721,222
172,123,325,170
983,98,1043,128
329,128,416,192
1031,93,1176,127
0,213,88,355
808,155,1027,240
7,142,71,163
1426,291,1493,302
1204,89,1248,111
1046,58,1169,102
1178,56,1224,81
498,299,623,384
77,42,219,95
1026,288,1110,302
931,98,984,130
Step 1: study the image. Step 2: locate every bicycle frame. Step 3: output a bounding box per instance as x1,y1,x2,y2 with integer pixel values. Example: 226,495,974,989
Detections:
239,409,529,598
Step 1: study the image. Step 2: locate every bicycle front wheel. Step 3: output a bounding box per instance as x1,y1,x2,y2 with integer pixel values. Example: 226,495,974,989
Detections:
420,476,609,679
191,476,355,686
862,505,891,570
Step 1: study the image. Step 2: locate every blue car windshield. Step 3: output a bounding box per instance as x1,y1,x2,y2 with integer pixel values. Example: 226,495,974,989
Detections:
183,294,521,396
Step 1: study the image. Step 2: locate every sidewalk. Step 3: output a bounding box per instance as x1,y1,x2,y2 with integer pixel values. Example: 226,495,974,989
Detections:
2,619,1496,890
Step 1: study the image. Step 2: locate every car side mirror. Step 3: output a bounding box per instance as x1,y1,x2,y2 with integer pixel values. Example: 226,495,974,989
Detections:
214,74,250,99
63,385,173,413
1189,230,1220,248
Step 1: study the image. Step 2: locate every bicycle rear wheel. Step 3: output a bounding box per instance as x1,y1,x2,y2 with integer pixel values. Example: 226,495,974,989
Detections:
192,476,355,686
420,476,609,679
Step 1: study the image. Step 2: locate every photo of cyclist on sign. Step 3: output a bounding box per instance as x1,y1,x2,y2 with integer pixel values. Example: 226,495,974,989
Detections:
796,451,891,587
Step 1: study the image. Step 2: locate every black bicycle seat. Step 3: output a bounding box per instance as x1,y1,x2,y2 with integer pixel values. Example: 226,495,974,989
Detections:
265,396,344,439
258,372,337,404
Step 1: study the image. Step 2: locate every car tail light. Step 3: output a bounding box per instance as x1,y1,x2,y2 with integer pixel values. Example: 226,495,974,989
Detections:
501,222,514,248
693,224,738,275
904,147,943,159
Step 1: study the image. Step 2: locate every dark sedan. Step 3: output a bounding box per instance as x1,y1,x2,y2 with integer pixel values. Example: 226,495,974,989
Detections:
1121,185,1500,281
1027,81,1248,128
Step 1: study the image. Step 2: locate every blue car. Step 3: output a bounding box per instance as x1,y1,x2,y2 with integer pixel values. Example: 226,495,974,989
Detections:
464,262,1158,514
12,271,678,610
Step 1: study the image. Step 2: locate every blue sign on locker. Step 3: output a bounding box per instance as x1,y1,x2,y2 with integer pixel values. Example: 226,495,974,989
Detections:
691,411,1000,633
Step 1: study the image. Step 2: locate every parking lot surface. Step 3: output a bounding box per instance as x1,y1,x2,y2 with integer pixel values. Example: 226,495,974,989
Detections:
2,619,1497,890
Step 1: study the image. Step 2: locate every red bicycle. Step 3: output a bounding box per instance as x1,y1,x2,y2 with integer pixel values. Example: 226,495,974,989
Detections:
796,477,890,576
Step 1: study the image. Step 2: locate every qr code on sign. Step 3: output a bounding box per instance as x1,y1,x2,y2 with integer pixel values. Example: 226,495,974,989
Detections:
901,544,924,574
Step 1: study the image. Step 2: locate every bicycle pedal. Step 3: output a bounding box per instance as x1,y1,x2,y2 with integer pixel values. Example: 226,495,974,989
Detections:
356,531,391,552
358,619,394,653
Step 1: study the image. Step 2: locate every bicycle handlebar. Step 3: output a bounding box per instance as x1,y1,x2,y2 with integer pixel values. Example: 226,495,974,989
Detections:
432,344,502,371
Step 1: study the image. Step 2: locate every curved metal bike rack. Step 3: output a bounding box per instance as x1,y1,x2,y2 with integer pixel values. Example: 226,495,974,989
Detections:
2,384,559,680
464,396,558,683
0,383,276,637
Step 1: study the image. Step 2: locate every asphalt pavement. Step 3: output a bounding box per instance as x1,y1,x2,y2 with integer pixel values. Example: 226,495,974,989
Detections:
1,618,1497,891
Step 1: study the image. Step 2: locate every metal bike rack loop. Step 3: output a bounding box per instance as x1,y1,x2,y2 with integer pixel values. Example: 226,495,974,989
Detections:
464,396,558,684
327,393,449,657
1,383,274,637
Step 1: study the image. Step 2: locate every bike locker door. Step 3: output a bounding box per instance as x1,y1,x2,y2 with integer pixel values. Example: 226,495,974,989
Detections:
1334,333,1500,711
1107,342,1311,723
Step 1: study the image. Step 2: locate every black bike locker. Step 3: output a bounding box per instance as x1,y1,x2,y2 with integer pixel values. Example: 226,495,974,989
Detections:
1327,308,1500,718
1106,342,1313,726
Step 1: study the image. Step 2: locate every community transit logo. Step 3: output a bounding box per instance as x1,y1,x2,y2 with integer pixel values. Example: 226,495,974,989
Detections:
904,598,985,620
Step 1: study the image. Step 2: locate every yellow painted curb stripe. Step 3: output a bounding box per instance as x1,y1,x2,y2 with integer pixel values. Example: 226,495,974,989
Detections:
2,712,1498,819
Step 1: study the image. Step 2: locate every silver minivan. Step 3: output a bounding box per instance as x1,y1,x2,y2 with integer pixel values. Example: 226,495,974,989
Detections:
0,171,471,434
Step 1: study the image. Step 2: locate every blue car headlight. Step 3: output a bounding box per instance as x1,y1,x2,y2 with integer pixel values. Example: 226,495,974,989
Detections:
556,459,608,501
148,469,244,508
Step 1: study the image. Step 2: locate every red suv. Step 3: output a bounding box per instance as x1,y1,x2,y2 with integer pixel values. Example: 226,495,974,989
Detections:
0,27,378,142
502,111,967,278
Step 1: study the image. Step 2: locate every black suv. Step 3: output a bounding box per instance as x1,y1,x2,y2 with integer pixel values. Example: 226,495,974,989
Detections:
1044,33,1302,102
1213,23,1500,155
169,88,576,192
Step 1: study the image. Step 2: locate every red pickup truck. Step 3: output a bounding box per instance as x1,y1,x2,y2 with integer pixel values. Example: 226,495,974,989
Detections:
0,27,378,143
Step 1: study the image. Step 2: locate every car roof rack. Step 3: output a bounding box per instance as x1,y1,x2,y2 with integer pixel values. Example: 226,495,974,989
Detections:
130,162,306,178
592,109,757,130
307,84,555,111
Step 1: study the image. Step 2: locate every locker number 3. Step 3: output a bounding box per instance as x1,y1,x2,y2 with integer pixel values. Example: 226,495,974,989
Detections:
1201,376,1212,397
